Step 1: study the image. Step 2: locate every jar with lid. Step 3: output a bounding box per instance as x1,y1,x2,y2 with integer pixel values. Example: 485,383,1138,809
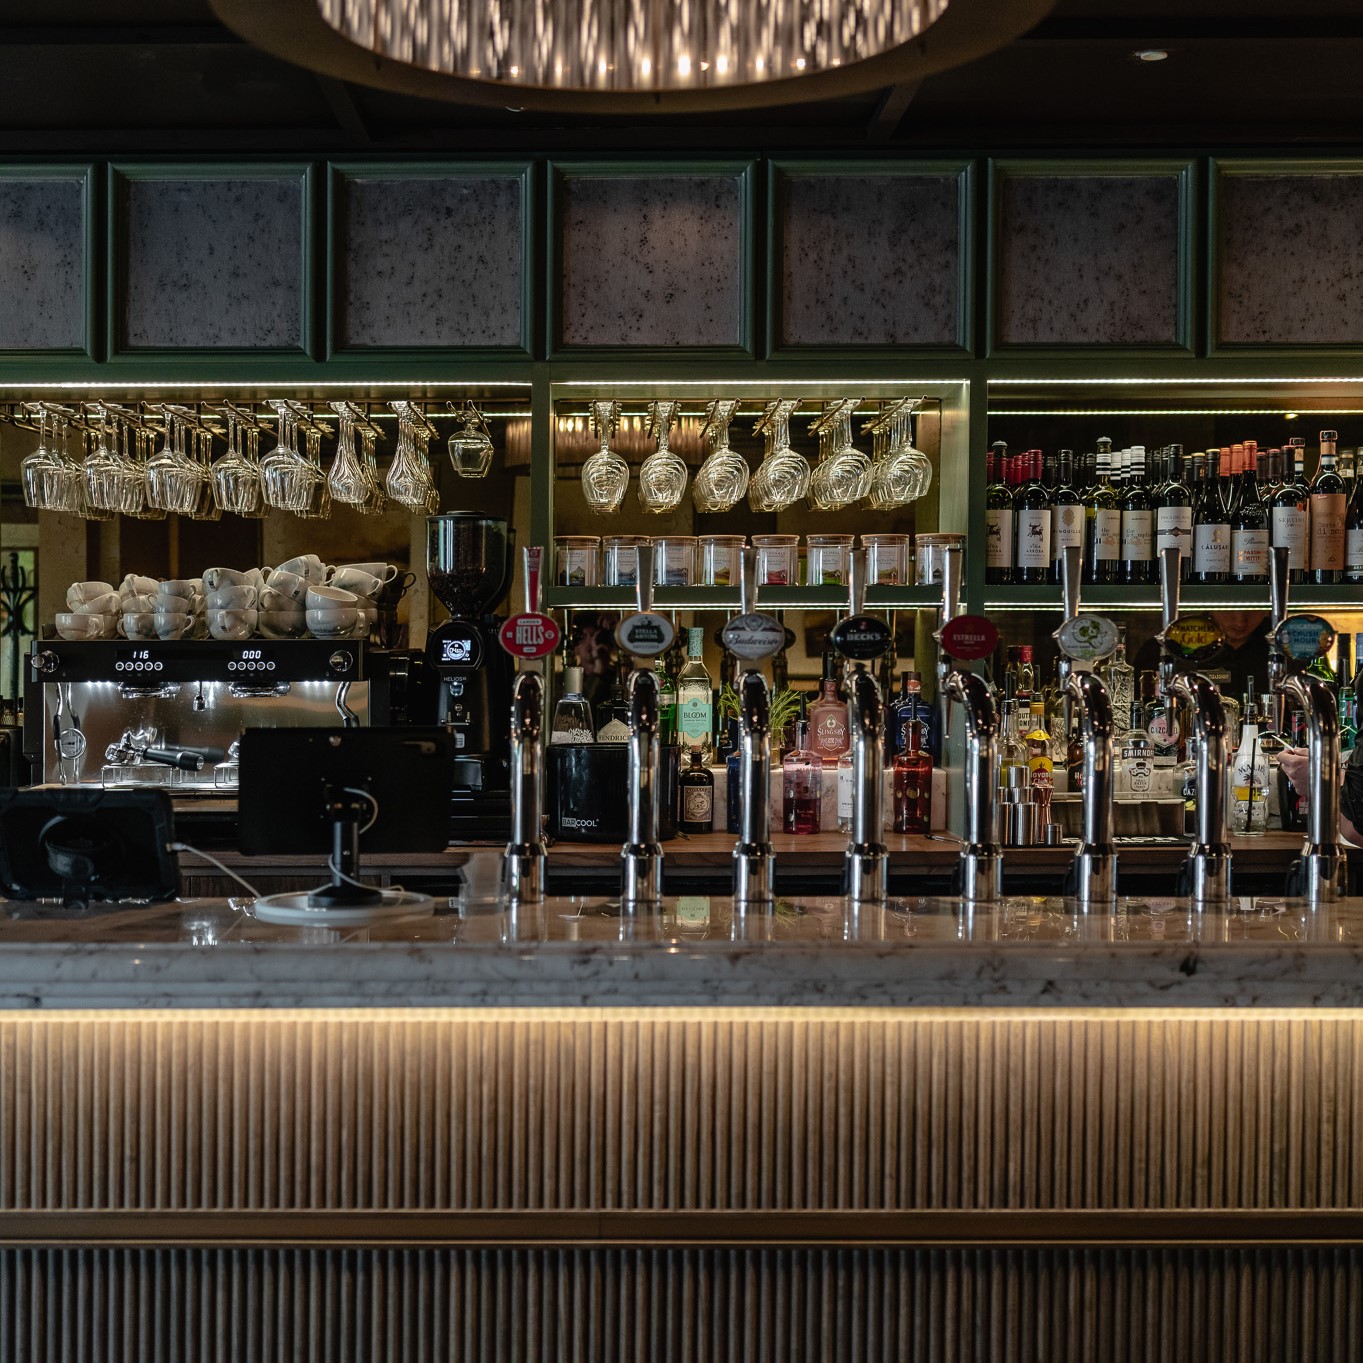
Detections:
554,535,600,587
862,533,911,586
653,535,698,587
805,533,854,586
915,533,966,586
603,535,651,587
753,533,799,586
700,534,746,587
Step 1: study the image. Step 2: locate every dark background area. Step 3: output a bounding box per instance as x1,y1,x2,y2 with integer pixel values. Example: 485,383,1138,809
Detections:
3,0,1363,154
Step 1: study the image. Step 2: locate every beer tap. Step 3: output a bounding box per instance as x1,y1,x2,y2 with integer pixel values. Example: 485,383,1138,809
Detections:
503,671,546,905
1273,613,1347,906
1268,545,1290,737
1154,546,1232,907
936,543,963,745
943,668,1002,905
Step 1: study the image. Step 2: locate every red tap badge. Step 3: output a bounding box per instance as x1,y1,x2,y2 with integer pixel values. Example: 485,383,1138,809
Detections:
499,613,562,659
937,615,998,662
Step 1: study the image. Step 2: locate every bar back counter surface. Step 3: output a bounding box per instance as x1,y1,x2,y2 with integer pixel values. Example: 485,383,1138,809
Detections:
0,890,1359,1361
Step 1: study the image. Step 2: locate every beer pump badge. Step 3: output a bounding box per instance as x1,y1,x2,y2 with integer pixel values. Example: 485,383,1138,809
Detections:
830,614,893,661
937,615,998,662
1161,614,1224,668
499,613,561,660
721,612,785,662
1275,613,1336,665
616,611,676,657
1055,614,1121,665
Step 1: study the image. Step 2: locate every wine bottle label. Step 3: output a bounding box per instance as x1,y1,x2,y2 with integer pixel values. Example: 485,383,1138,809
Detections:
837,763,853,820
1052,504,1084,553
1232,527,1269,576
1015,509,1051,568
1155,506,1194,558
1310,492,1346,572
682,785,714,825
1271,506,1310,570
985,509,1014,567
1120,510,1152,560
1346,526,1363,577
1092,509,1122,561
1193,523,1231,574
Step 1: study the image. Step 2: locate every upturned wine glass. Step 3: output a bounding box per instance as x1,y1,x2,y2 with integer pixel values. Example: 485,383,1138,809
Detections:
692,399,746,512
809,399,871,510
385,412,436,509
748,399,808,513
213,413,263,517
447,402,495,478
581,399,628,515
637,400,688,512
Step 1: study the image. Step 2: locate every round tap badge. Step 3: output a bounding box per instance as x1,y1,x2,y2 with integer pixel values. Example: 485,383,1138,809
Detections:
937,615,999,662
616,611,676,658
499,612,562,660
1274,613,1336,665
1054,614,1122,665
1160,614,1224,668
720,611,785,662
829,614,893,661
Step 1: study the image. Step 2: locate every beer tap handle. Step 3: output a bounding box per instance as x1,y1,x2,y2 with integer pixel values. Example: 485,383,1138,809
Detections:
1159,546,1181,634
739,546,758,616
523,546,542,615
1062,544,1083,623
636,543,655,615
848,547,867,617
1269,546,1290,735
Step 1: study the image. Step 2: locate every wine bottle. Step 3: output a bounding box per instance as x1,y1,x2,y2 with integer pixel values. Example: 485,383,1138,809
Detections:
1192,449,1231,585
1271,446,1310,584
1155,443,1193,583
1119,446,1154,585
1345,449,1363,584
1050,448,1084,584
1084,438,1120,585
1231,449,1269,585
1013,450,1051,585
985,441,1013,586
1309,429,1346,584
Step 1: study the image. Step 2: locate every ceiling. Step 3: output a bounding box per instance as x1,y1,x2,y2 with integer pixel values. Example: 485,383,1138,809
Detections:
2,0,1362,153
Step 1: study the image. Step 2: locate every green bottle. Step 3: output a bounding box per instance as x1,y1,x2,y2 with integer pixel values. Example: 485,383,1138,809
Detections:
651,655,678,744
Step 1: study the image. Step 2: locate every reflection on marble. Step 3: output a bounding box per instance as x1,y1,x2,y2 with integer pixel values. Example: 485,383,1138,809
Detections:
559,174,743,347
2,894,1363,1010
121,176,304,350
998,174,1181,346
339,175,522,348
1219,173,1363,344
0,177,85,350
780,174,960,346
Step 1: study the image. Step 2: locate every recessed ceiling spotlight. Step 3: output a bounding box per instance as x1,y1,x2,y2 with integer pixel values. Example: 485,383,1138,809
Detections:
1135,48,1169,62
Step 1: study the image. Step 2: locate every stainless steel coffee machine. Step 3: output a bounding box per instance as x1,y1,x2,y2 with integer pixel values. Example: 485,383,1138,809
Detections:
24,639,370,796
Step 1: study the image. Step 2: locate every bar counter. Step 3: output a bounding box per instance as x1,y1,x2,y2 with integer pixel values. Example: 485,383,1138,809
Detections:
1,892,1361,1009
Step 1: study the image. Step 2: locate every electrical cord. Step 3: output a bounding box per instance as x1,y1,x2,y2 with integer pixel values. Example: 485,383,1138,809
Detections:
170,841,262,901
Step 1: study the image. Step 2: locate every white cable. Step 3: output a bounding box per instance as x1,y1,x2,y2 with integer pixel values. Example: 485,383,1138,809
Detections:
342,786,379,834
170,841,262,901
324,854,407,900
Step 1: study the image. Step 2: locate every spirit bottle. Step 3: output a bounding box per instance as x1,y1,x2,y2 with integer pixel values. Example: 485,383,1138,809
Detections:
1101,640,1135,737
808,652,850,762
892,669,940,763
652,654,678,745
892,718,933,834
596,673,631,743
677,748,715,834
676,627,715,759
782,721,823,834
550,665,595,745
1231,716,1270,836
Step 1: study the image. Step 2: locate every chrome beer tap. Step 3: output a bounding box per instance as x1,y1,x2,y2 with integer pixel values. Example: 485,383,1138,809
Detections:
1063,668,1118,910
943,668,1002,904
503,670,546,905
936,542,963,747
619,544,666,908
1273,613,1347,906
1268,545,1290,737
1156,547,1232,907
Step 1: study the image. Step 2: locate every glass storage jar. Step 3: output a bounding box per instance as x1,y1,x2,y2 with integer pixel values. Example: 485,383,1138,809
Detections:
753,534,799,586
805,533,854,586
554,535,600,587
699,534,746,587
603,535,652,587
653,535,698,587
863,533,912,585
915,533,965,586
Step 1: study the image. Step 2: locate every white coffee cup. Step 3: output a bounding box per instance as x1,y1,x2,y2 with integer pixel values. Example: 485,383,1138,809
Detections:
275,553,327,583
258,611,308,639
155,594,192,615
120,592,157,613
66,580,116,609
207,608,258,641
154,612,194,640
202,567,252,592
264,568,308,603
258,586,298,612
306,584,358,609
54,611,113,640
206,585,258,610
337,561,398,584
119,574,159,597
305,607,360,638
158,578,198,599
330,567,384,597
120,612,158,641
73,592,120,616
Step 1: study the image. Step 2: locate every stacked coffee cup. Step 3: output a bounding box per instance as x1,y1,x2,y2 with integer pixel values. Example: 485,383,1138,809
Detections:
56,581,122,639
153,577,206,639
304,558,395,639
203,567,265,641
258,554,318,638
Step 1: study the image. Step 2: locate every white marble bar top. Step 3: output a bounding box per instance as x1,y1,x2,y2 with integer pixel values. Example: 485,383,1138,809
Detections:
0,893,1362,1010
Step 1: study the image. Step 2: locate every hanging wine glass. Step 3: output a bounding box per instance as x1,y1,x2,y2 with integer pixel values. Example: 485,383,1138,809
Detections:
386,411,435,509
261,404,311,512
213,412,263,516
83,413,130,515
692,399,746,512
185,427,221,522
808,398,871,510
356,426,387,515
146,415,200,516
240,425,268,520
328,412,369,505
447,402,495,478
127,426,165,521
865,399,927,509
294,425,332,519
747,399,807,513
637,400,688,513
580,399,628,515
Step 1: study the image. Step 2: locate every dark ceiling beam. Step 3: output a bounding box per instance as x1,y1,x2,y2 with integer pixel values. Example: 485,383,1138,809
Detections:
314,75,373,146
866,81,921,143
0,24,238,44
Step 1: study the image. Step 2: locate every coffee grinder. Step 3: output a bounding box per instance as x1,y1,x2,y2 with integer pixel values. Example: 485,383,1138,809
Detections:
424,513,516,818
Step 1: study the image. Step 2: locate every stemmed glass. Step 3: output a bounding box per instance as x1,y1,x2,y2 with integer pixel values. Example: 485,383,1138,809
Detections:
580,400,628,515
185,427,221,522
747,399,808,512
692,399,746,512
83,413,141,516
126,426,165,521
146,415,202,516
328,411,370,506
356,427,387,515
808,398,871,510
261,404,312,512
294,425,332,520
637,400,688,512
447,402,495,478
22,408,89,515
865,399,929,509
212,412,263,517
385,406,437,509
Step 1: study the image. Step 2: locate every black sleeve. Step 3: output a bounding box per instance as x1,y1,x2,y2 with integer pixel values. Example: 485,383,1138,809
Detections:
1341,743,1363,831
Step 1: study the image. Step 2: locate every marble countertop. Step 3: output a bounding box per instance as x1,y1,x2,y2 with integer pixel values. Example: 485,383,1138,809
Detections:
1,893,1362,1010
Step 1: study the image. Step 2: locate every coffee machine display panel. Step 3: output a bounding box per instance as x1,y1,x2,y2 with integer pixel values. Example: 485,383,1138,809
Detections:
31,640,365,685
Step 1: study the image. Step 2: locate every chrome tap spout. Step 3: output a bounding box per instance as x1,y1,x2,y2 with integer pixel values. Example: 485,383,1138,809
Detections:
844,666,888,904
503,670,546,905
1279,671,1347,906
944,668,1002,904
621,667,663,908
1165,671,1231,907
1063,668,1117,910
732,669,774,907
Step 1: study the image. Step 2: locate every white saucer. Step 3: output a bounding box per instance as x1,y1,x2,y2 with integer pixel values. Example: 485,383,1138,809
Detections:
250,890,436,927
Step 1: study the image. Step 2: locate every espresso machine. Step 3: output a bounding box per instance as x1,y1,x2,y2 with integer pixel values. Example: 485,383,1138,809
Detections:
422,512,515,837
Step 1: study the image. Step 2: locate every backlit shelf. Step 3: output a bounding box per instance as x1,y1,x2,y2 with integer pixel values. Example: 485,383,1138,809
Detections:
984,583,1363,614
543,585,942,612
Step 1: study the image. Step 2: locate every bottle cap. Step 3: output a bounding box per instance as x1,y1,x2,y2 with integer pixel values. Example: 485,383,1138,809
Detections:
564,665,583,691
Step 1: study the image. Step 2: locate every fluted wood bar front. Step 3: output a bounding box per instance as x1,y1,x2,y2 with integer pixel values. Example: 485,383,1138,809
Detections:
0,896,1360,1361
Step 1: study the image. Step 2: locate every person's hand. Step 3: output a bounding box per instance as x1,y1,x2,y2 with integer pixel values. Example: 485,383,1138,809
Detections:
1277,747,1310,805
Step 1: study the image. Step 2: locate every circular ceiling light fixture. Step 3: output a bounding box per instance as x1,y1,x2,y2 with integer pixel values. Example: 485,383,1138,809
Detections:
211,0,1056,113
1135,48,1169,62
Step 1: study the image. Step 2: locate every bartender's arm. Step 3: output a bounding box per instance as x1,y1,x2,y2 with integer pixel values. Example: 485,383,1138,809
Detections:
1279,746,1363,843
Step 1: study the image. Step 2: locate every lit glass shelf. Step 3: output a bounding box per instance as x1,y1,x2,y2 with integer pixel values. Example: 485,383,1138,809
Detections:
984,583,1363,614
543,585,942,612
